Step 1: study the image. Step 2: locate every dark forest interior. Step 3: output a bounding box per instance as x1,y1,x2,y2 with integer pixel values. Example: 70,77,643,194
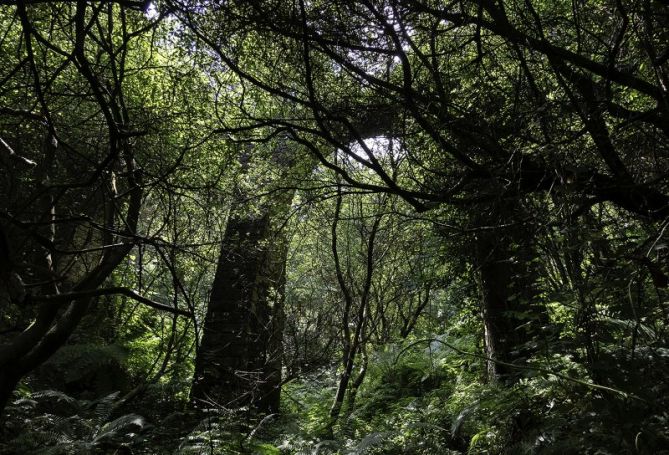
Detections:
1,1,668,453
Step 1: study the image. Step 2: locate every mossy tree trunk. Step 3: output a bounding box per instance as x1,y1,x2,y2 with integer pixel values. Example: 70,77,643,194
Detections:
191,210,288,412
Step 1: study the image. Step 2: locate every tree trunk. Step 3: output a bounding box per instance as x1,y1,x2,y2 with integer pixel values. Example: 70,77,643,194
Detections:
474,201,547,382
257,237,287,412
191,210,288,412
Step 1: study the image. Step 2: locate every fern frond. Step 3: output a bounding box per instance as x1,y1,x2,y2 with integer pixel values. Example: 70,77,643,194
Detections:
349,432,390,454
11,398,38,408
92,391,120,427
32,390,78,407
92,413,145,443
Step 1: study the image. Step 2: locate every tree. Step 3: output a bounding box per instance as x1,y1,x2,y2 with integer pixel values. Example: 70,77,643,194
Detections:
0,1,200,415
0,1,667,451
190,116,397,412
191,138,298,412
181,4,401,407
172,0,669,383
278,149,449,433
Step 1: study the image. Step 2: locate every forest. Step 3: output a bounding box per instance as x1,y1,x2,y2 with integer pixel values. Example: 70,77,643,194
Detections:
0,0,668,453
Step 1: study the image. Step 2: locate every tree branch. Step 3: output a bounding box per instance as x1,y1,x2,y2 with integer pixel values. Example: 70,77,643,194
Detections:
32,287,192,317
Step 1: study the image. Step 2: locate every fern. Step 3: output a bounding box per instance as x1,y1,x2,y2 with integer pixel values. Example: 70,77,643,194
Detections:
91,391,120,428
12,397,38,409
32,390,80,409
93,413,145,443
347,432,390,454
1,390,147,455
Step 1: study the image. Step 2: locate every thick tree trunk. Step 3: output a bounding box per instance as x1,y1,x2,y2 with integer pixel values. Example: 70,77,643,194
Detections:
257,238,287,412
191,211,288,412
474,202,547,382
0,163,142,418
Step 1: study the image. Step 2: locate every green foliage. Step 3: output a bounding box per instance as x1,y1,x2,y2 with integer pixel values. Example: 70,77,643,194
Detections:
242,325,668,455
176,409,284,455
2,1,668,454
1,390,148,455
40,344,130,395
282,370,339,437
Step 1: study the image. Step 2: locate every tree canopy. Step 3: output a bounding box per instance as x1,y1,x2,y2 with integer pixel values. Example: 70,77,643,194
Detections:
1,1,668,453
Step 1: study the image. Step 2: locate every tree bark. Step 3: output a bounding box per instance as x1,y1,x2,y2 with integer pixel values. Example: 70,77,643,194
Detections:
191,212,286,411
474,201,547,382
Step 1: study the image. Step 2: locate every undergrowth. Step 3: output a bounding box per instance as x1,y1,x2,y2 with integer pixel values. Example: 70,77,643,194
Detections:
2,335,668,454
1,390,148,455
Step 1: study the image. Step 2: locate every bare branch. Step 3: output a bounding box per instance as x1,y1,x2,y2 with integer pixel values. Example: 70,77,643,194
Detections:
0,136,36,167
32,287,193,318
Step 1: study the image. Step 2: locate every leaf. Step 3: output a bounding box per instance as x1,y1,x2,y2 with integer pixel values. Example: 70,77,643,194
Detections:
348,432,391,454
92,391,121,427
252,443,281,455
32,390,78,406
93,414,146,443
